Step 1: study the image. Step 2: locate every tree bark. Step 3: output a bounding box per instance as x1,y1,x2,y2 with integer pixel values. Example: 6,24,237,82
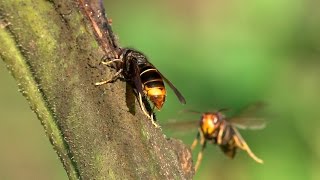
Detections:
0,0,194,179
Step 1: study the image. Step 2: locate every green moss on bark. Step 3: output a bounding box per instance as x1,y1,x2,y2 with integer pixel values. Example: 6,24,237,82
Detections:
0,0,194,179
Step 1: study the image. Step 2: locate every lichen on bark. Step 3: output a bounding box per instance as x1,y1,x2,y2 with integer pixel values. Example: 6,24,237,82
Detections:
0,0,194,179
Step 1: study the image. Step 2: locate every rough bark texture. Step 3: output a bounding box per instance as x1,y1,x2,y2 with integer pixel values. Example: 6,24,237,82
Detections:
0,0,194,179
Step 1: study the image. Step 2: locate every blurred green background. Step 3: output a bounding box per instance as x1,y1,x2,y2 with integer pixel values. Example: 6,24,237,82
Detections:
1,0,320,179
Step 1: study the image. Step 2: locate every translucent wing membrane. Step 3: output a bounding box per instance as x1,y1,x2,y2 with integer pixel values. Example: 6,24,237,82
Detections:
229,117,266,130
228,102,267,130
234,101,266,117
151,65,186,104
162,119,199,132
132,63,145,96
180,109,202,114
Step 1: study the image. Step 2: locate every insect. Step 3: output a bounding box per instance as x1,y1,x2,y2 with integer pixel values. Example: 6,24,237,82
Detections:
166,103,266,171
95,48,186,126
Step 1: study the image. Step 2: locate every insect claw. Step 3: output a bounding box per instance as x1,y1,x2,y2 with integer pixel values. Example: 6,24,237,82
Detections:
95,69,123,86
101,58,122,66
95,80,109,86
150,113,161,128
191,138,198,150
194,151,203,172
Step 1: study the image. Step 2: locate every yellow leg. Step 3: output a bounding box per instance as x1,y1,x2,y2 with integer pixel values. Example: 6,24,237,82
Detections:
194,150,203,172
149,106,160,128
95,69,123,86
191,128,202,150
217,124,225,145
191,138,198,150
234,136,263,164
195,137,206,172
95,58,123,85
150,114,160,128
101,58,122,66
138,93,160,128
138,93,151,118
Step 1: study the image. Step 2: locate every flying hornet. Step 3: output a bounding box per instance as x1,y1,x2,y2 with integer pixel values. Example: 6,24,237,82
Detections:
165,102,266,171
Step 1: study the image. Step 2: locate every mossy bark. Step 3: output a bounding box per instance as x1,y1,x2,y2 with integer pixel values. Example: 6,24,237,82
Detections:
0,0,193,179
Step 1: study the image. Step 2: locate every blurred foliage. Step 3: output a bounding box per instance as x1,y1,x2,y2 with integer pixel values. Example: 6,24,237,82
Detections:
1,0,320,179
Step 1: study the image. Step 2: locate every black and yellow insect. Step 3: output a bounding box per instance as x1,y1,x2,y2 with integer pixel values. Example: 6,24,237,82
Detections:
95,48,186,126
192,109,264,171
166,103,266,171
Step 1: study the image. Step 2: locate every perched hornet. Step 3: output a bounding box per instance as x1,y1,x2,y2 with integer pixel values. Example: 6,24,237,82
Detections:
166,103,266,171
95,48,186,126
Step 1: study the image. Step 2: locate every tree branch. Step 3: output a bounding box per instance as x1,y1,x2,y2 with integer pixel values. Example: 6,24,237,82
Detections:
0,0,194,179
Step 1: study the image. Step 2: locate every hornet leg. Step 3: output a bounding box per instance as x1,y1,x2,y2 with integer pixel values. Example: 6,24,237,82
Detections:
191,129,201,150
233,135,263,164
95,58,123,85
95,69,123,85
138,93,160,128
195,135,206,172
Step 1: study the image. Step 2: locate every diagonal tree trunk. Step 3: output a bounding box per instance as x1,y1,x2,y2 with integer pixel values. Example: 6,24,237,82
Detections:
0,0,194,179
